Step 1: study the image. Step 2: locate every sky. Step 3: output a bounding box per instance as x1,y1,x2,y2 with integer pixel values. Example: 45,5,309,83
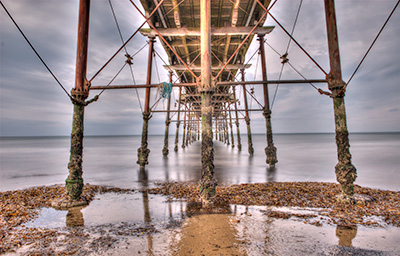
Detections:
0,0,399,136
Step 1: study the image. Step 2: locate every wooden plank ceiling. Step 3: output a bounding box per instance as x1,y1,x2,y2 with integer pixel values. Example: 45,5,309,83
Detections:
139,0,273,115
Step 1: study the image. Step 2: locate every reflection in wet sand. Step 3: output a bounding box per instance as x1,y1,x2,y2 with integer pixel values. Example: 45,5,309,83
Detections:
139,168,155,255
336,225,358,247
267,166,276,182
66,206,85,227
171,213,243,255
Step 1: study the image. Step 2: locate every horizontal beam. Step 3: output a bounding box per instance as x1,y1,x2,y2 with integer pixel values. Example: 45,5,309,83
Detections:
164,64,251,71
151,109,263,113
171,38,243,47
140,26,274,37
89,79,326,90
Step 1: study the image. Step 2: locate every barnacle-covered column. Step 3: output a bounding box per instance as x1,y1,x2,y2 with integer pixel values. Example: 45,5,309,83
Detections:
232,86,242,150
224,113,230,145
199,0,217,204
324,0,367,203
53,0,90,208
228,104,235,148
185,112,191,146
137,37,155,169
162,71,173,156
182,98,187,148
258,34,277,167
174,86,182,151
241,69,254,155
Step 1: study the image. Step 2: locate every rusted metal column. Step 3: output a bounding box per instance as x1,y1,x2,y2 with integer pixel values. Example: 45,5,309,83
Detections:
185,112,190,146
232,86,242,150
228,104,235,148
174,86,182,151
199,0,216,204
324,0,357,199
258,34,277,167
225,114,230,145
137,37,155,169
162,71,173,156
181,97,187,148
241,69,254,155
52,0,90,208
197,118,200,141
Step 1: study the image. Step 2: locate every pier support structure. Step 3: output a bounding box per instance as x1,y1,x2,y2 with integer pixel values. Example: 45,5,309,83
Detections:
53,0,90,208
228,104,235,148
232,86,242,151
174,86,182,151
137,37,155,169
181,97,187,148
324,0,357,199
241,69,254,156
162,71,173,156
258,34,277,167
199,0,217,204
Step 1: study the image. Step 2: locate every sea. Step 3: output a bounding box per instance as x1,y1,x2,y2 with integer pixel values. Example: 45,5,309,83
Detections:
1,133,400,255
1,133,399,192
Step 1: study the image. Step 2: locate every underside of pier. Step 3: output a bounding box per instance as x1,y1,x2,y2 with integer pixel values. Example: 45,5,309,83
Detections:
50,0,374,208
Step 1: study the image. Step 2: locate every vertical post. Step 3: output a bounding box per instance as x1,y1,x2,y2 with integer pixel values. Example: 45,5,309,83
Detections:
162,71,173,156
241,69,254,155
199,0,216,204
137,37,155,169
324,0,357,199
228,104,235,148
224,112,230,145
185,111,190,146
232,86,242,150
258,34,277,167
174,86,182,151
197,118,200,141
181,98,187,148
53,0,90,208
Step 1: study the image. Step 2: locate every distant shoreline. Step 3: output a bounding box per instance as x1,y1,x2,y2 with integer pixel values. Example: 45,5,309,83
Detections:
1,131,399,139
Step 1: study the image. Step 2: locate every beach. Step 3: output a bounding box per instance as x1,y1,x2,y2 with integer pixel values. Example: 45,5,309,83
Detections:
1,133,399,255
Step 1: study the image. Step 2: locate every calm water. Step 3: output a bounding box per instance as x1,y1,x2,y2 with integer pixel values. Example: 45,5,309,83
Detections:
2,133,400,255
0,133,399,192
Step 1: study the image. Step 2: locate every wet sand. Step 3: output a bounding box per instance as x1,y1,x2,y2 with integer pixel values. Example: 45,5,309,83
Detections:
1,183,400,255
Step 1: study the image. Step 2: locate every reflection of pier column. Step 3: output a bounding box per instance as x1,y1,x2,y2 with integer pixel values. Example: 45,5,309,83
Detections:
199,0,216,204
241,69,254,156
66,207,85,227
258,34,277,167
232,86,242,151
324,0,356,197
336,225,357,247
174,86,182,152
137,37,155,169
162,71,173,156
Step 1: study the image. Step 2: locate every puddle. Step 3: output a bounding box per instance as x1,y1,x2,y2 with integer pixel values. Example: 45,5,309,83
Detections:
20,195,400,255
25,192,187,229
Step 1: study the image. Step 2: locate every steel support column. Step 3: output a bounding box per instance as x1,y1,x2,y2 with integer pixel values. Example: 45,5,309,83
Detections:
224,114,230,145
182,98,187,148
137,37,155,169
241,69,254,155
258,34,277,167
232,86,242,150
324,0,357,199
162,71,173,156
174,86,182,151
53,0,90,208
199,0,216,204
228,104,235,148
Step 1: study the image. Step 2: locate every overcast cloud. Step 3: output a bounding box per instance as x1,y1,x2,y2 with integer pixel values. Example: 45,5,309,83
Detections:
1,0,399,136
